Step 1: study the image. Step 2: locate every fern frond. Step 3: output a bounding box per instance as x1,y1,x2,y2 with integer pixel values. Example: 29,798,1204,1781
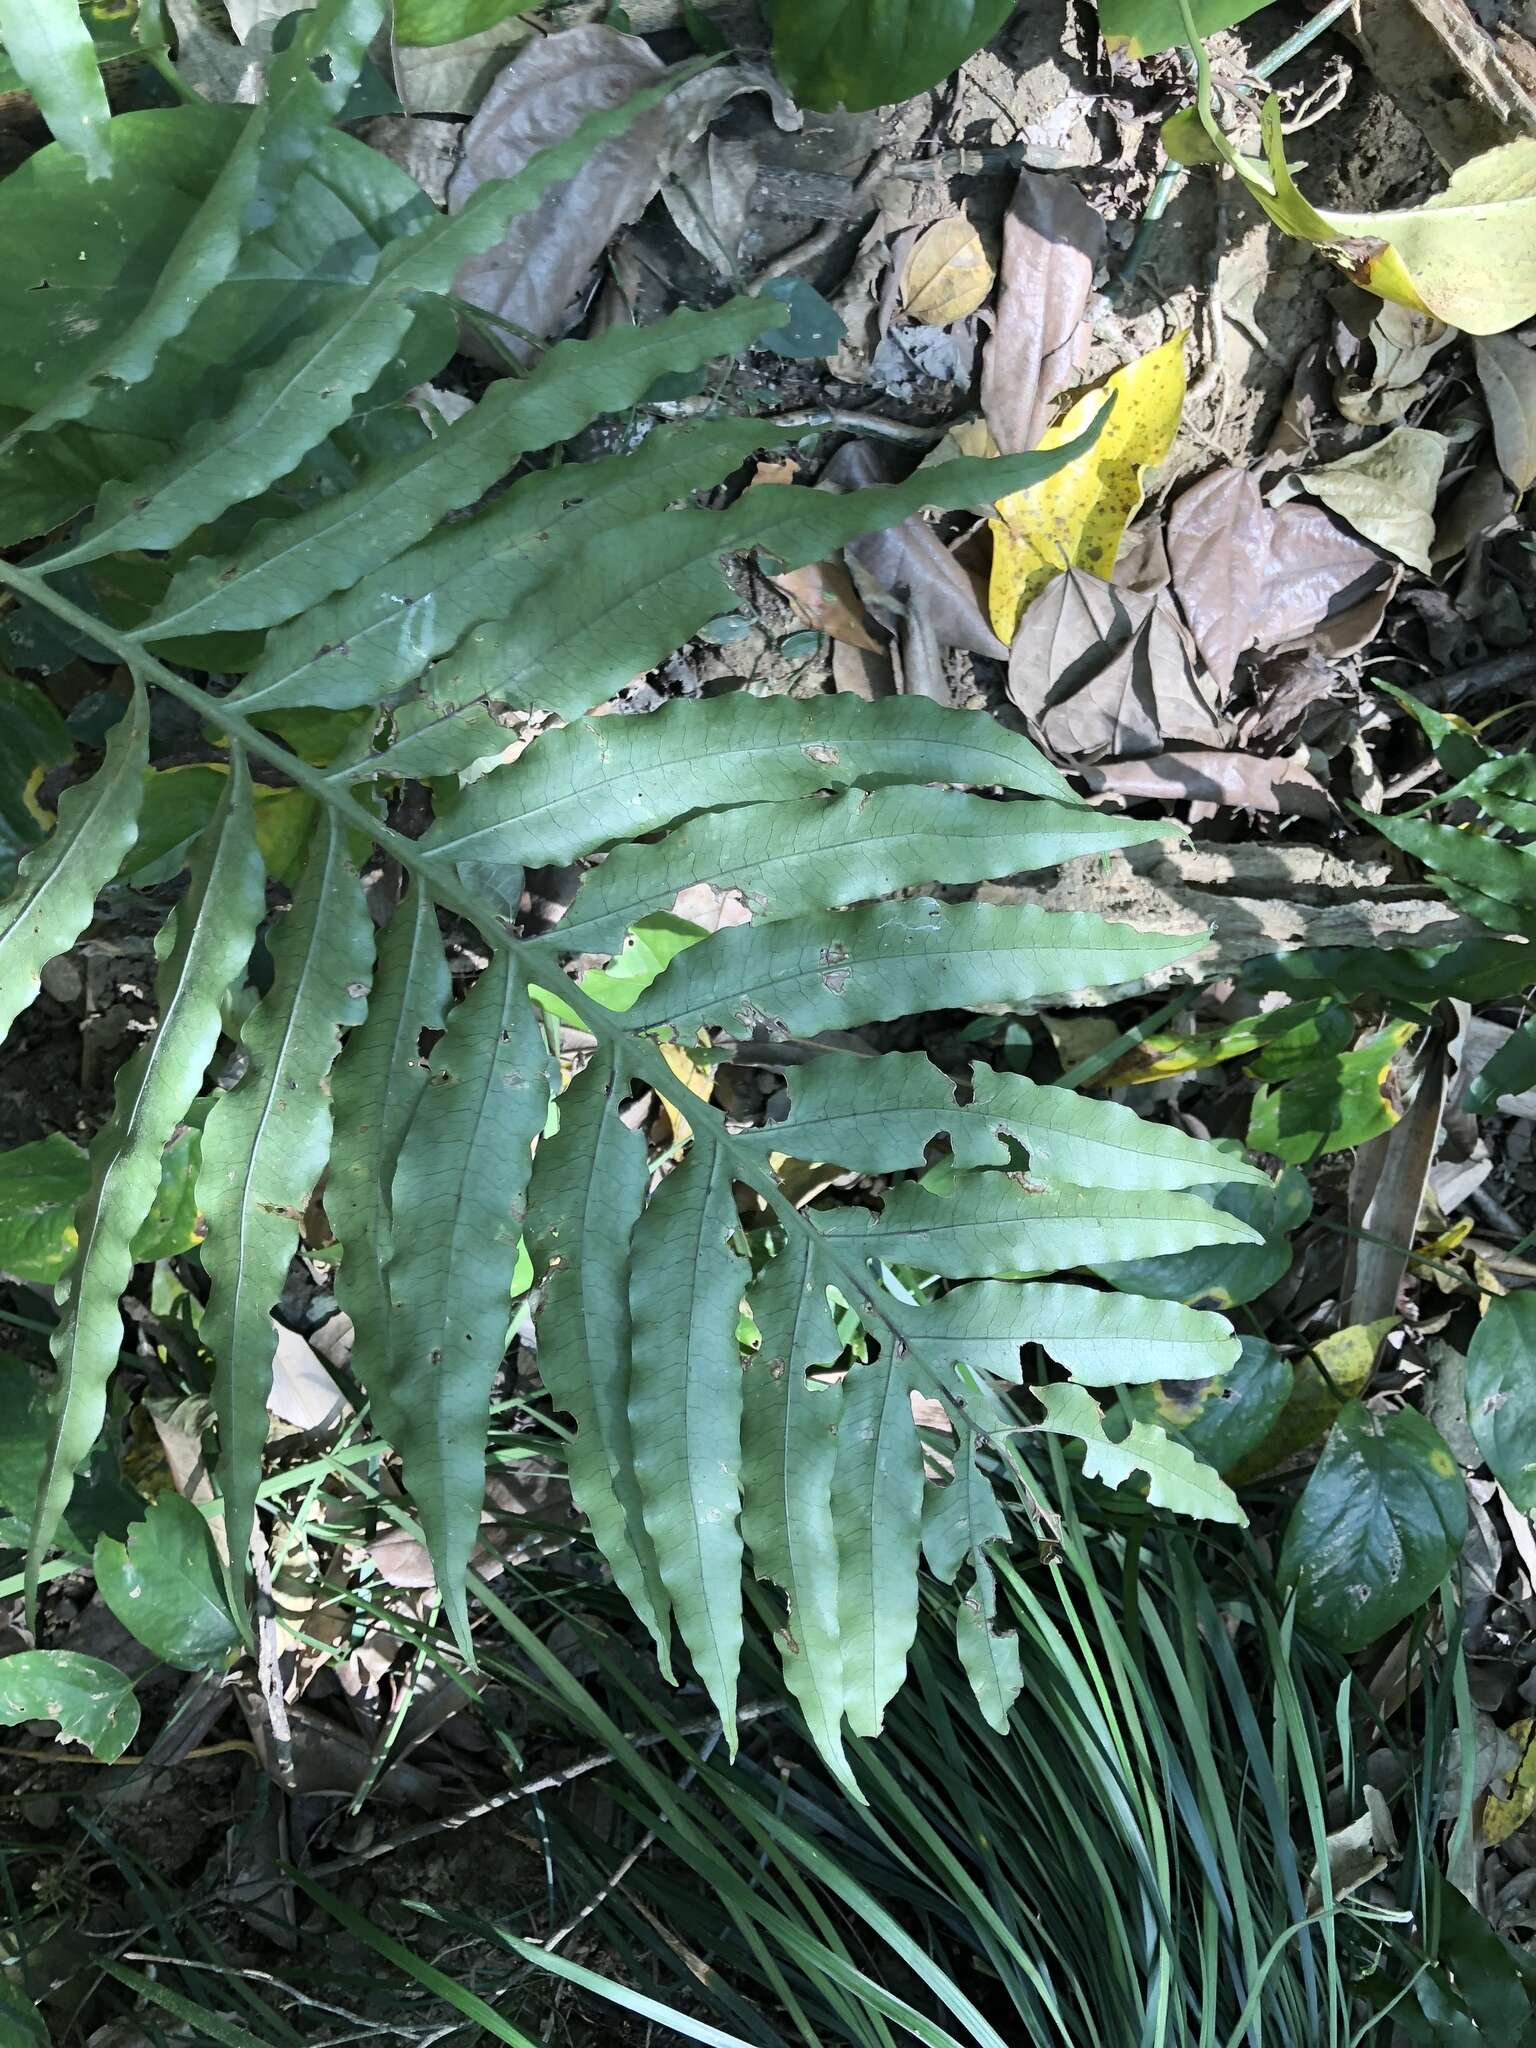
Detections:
834,1353,925,1740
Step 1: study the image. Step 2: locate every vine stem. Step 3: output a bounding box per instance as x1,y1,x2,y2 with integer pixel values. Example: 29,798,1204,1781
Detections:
0,558,1006,1454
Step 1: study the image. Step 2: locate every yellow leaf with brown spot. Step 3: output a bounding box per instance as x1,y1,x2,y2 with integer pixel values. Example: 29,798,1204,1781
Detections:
988,332,1186,641
1226,1319,1396,1484
901,218,995,327
1485,1720,1536,1844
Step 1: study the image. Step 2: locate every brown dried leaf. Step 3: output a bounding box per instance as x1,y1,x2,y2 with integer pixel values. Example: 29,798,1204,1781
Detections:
1078,747,1329,817
980,168,1104,456
770,556,883,650
1254,502,1398,655
1475,331,1536,490
900,217,995,326
1165,468,1267,691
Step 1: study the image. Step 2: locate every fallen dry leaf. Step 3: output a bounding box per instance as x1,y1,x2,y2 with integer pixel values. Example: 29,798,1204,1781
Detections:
1475,331,1536,490
770,556,883,651
900,217,995,326
989,332,1187,641
1254,502,1398,655
1293,427,1447,575
1164,468,1267,691
1078,747,1329,817
1433,459,1515,560
980,168,1104,456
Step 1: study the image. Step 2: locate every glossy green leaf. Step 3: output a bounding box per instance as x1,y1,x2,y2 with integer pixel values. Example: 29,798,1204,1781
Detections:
1466,1290,1536,1511
1371,811,1536,939
629,899,1199,1040
94,1491,242,1670
0,1648,138,1761
556,791,1173,955
0,683,146,1045
629,1143,750,1744
527,1051,673,1677
150,298,788,639
834,1356,924,1737
427,693,1073,869
1247,1022,1417,1165
742,1236,853,1788
386,955,549,1658
1280,1402,1465,1650
1091,1164,1313,1311
907,1279,1241,1384
197,811,372,1584
30,762,264,1598
0,1128,203,1286
1468,1013,1536,1115
1098,0,1275,57
1120,1335,1293,1475
0,0,113,178
1030,1382,1247,1524
1226,1319,1392,1487
771,0,1016,112
123,764,314,887
744,1050,1268,1191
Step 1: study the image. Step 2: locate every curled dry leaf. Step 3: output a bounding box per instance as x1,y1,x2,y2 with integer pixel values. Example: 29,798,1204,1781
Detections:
900,217,995,327
980,168,1104,458
1007,571,1227,763
989,332,1187,643
1293,427,1447,575
1475,331,1536,490
822,440,1005,659
1078,747,1330,818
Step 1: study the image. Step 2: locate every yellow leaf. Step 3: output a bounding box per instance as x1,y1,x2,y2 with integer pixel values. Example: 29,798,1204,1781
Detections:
657,1038,714,1149
1226,1319,1395,1484
901,217,995,326
1192,95,1536,337
987,333,1186,641
1485,1720,1536,1844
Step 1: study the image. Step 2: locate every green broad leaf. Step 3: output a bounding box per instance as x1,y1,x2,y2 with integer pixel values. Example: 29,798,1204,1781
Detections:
1091,1164,1313,1311
0,1648,139,1761
821,1173,1260,1281
232,417,794,719
427,438,1106,727
741,1236,854,1790
394,0,537,46
1,0,396,453
576,917,709,1015
1246,1022,1417,1165
1120,1335,1294,1475
1467,1012,1536,1116
0,673,73,876
0,1128,204,1286
328,883,450,1463
124,765,314,888
833,1355,924,1737
1030,1382,1247,1524
1226,1318,1392,1486
427,693,1073,870
94,1491,242,1670
1241,934,1536,1010
1279,1401,1465,1651
385,955,550,1659
907,1279,1241,1384
742,1050,1268,1192
528,1052,673,1676
756,277,847,359
771,0,1017,112
31,760,265,1596
921,1445,1020,1733
1097,0,1275,57
149,298,787,640
0,682,147,1044
1466,1291,1536,1512
555,790,1174,955
629,1143,750,1745
1371,811,1536,938
0,0,113,179
0,1353,140,1557
198,811,373,1587
627,899,1199,1040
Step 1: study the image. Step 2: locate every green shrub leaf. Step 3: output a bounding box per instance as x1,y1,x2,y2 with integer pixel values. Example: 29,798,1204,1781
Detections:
0,1648,138,1761
0,0,113,179
772,0,1017,112
1467,1291,1536,1512
94,1492,242,1670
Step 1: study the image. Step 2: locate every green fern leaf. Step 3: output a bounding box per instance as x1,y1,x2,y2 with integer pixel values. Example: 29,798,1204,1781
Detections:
386,955,550,1659
745,1051,1270,1191
198,813,374,1581
628,900,1201,1039
30,756,264,1602
629,1142,750,1745
833,1355,924,1739
147,299,788,639
922,1446,1020,1733
0,0,112,179
741,1239,853,1791
822,1173,1263,1279
907,1280,1241,1384
527,1051,674,1678
327,883,450,1420
425,694,1074,868
1030,1382,1247,1524
0,684,147,1045
554,791,1173,955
